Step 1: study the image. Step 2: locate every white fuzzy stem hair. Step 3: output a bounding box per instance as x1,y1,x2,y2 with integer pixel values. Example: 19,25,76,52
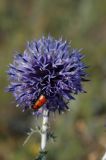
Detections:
40,109,49,151
102,151,106,160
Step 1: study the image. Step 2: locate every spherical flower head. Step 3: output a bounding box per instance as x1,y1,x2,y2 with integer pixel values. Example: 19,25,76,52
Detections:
7,36,88,114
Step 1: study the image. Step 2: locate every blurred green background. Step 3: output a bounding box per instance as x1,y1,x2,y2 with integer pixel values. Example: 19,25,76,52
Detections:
0,0,106,160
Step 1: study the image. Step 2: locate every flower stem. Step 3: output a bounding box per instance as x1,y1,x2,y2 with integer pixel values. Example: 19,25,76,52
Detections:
41,109,49,151
102,151,106,160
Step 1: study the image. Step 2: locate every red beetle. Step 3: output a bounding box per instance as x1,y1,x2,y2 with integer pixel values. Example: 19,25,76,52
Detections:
32,95,47,111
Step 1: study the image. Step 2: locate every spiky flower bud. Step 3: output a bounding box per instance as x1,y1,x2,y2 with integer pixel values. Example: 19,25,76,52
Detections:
7,36,88,114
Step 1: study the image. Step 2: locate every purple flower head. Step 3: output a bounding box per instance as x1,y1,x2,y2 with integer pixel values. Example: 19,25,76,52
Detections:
7,36,88,114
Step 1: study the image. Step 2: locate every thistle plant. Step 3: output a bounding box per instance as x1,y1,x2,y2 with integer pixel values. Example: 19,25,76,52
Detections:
7,36,88,159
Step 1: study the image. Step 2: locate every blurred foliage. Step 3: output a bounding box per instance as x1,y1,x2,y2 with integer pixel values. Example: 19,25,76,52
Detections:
0,0,106,160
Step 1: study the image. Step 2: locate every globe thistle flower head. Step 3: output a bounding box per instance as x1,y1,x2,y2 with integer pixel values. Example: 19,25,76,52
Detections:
7,36,88,114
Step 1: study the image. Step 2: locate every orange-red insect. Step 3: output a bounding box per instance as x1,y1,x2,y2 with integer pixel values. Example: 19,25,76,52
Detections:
32,95,47,111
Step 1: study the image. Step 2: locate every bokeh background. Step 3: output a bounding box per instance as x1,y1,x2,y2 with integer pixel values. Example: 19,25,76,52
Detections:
0,0,106,160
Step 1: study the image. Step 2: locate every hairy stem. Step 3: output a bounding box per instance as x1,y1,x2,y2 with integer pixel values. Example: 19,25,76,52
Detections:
40,109,49,151
102,151,106,160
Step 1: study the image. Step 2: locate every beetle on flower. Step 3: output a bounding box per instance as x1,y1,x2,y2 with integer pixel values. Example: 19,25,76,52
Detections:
7,36,88,115
7,35,89,159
